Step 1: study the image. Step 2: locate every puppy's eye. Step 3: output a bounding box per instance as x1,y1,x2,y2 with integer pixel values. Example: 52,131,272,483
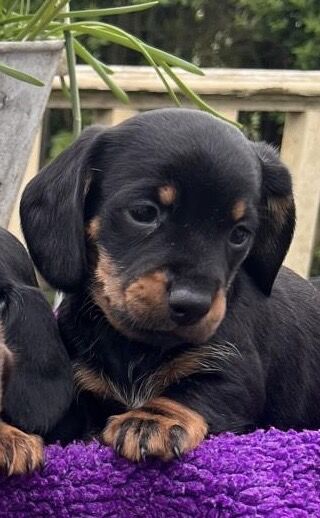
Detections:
229,225,251,246
126,202,160,226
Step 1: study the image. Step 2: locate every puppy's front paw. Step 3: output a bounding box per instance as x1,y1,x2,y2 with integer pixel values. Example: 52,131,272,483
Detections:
0,422,44,476
102,397,207,461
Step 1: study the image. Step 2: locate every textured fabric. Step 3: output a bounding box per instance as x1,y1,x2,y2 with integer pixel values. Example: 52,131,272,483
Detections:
1,428,320,517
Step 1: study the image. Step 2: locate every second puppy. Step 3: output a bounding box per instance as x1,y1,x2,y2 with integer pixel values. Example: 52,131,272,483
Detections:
0,227,73,474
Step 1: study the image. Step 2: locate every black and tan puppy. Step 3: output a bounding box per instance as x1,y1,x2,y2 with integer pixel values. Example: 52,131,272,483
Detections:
0,227,73,474
20,109,320,461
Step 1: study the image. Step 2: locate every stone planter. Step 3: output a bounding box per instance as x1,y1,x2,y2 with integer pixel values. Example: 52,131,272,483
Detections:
0,41,64,227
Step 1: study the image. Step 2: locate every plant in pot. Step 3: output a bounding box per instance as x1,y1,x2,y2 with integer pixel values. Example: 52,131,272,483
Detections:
0,0,237,228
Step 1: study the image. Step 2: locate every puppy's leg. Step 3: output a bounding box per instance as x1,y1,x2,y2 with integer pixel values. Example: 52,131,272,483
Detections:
102,358,263,462
102,397,208,461
0,422,43,476
0,337,43,475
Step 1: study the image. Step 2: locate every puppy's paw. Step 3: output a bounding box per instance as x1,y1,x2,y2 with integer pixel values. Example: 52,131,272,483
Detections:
0,422,44,476
102,397,207,461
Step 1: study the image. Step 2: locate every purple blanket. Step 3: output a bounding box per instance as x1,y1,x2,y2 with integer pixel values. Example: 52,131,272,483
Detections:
1,428,320,517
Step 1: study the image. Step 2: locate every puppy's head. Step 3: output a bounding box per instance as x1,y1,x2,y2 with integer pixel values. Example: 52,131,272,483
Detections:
21,109,295,345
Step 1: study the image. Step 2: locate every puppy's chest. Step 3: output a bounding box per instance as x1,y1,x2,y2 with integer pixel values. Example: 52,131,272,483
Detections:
73,340,237,410
74,353,175,409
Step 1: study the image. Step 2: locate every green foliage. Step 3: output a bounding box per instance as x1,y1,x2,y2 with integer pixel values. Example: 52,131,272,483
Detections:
236,0,320,69
47,108,93,161
77,0,320,70
48,130,74,161
0,0,241,128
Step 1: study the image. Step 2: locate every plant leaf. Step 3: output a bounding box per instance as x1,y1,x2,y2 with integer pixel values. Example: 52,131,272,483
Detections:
49,24,179,103
0,61,44,85
74,39,129,104
26,0,70,40
59,74,71,100
56,2,159,19
17,0,69,40
5,0,19,16
161,63,242,129
16,0,53,40
0,14,31,27
78,22,180,106
48,22,203,76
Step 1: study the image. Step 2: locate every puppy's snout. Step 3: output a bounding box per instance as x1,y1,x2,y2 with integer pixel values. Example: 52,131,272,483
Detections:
169,287,212,326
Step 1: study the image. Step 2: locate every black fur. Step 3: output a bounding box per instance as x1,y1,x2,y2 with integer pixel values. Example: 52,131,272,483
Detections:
0,227,73,436
20,109,320,451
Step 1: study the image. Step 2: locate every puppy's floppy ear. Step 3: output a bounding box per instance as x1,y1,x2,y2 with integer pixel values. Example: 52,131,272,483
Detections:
20,126,103,292
244,142,296,295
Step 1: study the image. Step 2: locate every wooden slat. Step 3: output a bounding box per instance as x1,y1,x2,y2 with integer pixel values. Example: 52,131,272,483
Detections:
52,66,320,97
282,111,320,277
8,130,42,243
49,90,320,113
94,107,138,126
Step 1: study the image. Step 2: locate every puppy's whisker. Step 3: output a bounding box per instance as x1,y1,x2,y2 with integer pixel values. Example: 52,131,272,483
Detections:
90,167,104,174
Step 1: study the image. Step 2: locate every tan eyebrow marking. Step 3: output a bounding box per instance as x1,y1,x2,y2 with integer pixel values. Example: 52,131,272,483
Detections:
86,216,101,240
231,200,246,221
158,185,177,206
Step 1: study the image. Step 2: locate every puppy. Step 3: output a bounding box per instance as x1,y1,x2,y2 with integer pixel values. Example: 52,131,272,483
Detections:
20,108,320,462
0,227,73,474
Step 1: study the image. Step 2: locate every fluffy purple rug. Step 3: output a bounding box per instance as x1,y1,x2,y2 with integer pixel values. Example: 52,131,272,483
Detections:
1,428,320,517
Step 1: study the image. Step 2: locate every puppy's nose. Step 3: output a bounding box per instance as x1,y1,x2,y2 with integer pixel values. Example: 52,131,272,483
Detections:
169,287,212,326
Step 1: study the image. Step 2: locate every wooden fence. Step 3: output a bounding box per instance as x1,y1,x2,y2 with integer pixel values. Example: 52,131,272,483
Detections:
9,66,320,278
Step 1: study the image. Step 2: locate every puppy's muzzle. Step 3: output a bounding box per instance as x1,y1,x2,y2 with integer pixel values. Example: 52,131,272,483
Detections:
168,287,212,325
93,253,227,343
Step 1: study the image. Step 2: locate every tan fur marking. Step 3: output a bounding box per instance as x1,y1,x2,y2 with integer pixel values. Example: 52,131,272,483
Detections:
0,422,43,476
148,341,235,395
158,185,177,206
86,217,101,240
124,271,170,328
94,249,123,304
73,363,134,404
92,251,144,340
232,200,246,221
74,341,236,409
121,426,141,461
92,249,132,336
268,195,294,228
146,427,167,459
102,397,207,461
74,364,113,399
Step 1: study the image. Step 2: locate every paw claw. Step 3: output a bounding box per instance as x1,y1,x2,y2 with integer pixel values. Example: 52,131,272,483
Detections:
140,446,147,461
115,443,122,455
173,445,182,459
